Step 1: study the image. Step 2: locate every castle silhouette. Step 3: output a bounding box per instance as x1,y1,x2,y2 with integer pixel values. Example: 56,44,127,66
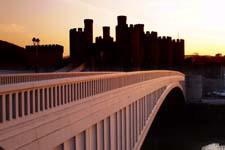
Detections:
70,15,184,71
0,15,184,71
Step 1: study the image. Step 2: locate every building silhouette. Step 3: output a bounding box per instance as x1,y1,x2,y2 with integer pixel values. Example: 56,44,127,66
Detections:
91,26,116,70
115,16,131,69
144,31,160,68
25,44,63,69
70,19,93,65
69,15,185,71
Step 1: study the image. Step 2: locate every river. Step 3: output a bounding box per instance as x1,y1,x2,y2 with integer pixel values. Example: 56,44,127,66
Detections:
141,103,225,150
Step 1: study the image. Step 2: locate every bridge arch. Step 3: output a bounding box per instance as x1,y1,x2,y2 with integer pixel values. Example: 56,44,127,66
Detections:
141,86,186,149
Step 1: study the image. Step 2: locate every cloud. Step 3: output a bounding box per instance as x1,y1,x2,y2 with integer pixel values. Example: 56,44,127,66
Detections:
0,24,25,33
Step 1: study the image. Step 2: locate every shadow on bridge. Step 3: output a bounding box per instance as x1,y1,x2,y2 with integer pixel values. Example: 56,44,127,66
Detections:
141,87,186,150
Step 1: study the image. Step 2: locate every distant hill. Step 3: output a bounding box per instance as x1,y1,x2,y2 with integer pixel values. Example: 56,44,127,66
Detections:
0,40,28,68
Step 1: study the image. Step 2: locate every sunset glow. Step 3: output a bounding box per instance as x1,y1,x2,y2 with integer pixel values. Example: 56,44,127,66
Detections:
1,0,225,56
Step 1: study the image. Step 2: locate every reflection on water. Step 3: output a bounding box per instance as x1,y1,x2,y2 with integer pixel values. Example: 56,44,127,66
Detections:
141,104,225,150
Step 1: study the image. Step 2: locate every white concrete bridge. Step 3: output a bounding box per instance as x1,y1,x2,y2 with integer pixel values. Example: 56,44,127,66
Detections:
0,70,185,150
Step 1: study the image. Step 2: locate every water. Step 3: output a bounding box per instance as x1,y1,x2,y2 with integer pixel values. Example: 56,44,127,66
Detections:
141,103,225,150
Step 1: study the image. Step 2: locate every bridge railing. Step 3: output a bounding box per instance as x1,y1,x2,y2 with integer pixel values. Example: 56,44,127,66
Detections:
0,72,115,85
0,70,183,129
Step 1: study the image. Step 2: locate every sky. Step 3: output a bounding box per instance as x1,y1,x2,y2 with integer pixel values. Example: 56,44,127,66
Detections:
1,0,225,56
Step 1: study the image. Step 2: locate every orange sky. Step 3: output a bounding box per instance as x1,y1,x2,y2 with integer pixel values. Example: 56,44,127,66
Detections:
1,0,225,56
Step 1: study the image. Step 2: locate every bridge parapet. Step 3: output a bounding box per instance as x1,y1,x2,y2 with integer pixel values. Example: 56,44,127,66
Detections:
0,72,115,85
0,71,182,128
0,70,184,150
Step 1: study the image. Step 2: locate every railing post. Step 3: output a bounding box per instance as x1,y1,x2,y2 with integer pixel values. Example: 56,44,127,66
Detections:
63,137,75,150
137,99,140,137
117,111,122,150
121,108,126,150
76,131,85,150
89,125,97,150
134,101,137,144
97,121,104,150
144,96,147,125
15,92,19,119
130,103,134,148
126,105,131,150
0,95,6,123
8,94,12,121
110,113,117,150
104,117,110,150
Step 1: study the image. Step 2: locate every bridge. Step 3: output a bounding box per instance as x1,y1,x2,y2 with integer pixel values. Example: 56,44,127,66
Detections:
0,70,185,150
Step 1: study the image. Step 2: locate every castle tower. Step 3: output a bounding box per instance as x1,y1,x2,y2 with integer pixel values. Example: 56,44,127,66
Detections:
166,36,173,67
116,16,129,43
103,26,110,40
130,24,145,69
179,39,185,66
84,19,93,44
172,39,184,66
150,31,160,67
69,28,76,59
116,15,130,69
70,19,93,65
117,15,127,26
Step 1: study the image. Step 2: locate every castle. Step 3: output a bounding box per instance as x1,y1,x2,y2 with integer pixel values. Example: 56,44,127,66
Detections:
70,15,185,71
